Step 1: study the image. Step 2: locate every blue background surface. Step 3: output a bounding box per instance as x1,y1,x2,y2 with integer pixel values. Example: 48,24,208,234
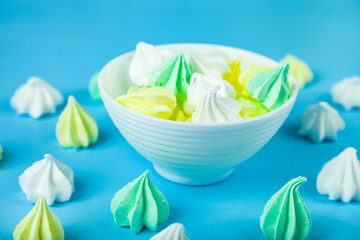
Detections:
1,0,360,239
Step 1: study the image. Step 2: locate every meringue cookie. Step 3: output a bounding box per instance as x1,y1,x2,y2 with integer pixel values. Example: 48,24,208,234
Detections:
317,147,360,202
56,96,99,148
184,73,235,115
191,86,243,123
127,85,151,94
116,87,176,119
148,54,193,102
187,47,231,78
280,54,313,88
298,101,345,143
129,41,173,86
111,170,169,233
0,145,2,161
260,176,311,240
238,96,270,119
331,76,360,110
170,105,188,122
222,59,244,97
88,72,102,102
19,154,74,205
10,76,64,119
150,223,189,240
239,65,274,88
13,197,64,240
246,64,291,111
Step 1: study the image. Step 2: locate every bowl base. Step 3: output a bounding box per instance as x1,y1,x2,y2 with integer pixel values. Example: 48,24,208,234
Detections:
153,164,234,186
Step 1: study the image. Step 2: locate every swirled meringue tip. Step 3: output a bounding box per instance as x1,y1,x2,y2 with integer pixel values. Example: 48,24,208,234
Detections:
184,73,236,116
331,76,360,110
280,54,313,89
191,85,243,123
150,223,190,240
13,197,65,240
111,170,169,233
10,76,64,119
148,53,193,102
246,64,291,111
19,154,75,205
260,176,311,240
56,95,99,148
129,41,173,87
298,101,345,143
317,147,360,203
116,86,176,120
238,65,274,89
88,72,102,102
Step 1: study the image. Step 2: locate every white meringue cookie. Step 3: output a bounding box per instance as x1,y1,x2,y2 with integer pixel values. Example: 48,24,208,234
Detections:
129,41,173,86
10,77,64,119
331,76,360,110
187,47,231,78
191,85,243,123
19,154,74,205
298,101,345,143
184,73,236,115
150,223,189,240
317,147,360,202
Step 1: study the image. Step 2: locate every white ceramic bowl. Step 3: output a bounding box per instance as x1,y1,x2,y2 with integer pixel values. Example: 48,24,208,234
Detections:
98,43,298,186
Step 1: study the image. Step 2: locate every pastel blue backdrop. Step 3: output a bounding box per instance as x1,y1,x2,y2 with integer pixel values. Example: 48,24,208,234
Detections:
0,0,359,239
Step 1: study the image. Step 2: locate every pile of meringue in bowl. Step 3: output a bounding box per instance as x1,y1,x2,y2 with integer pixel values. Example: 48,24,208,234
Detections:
99,42,299,185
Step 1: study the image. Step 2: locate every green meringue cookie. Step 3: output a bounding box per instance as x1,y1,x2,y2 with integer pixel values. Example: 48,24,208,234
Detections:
260,176,311,240
88,72,102,102
13,197,64,240
56,95,99,148
148,54,193,102
111,170,169,234
246,64,291,111
279,55,313,89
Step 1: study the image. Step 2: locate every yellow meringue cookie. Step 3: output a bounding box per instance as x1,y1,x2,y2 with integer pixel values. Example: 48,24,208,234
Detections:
222,59,244,96
116,87,176,119
127,85,151,94
238,95,270,119
170,104,188,122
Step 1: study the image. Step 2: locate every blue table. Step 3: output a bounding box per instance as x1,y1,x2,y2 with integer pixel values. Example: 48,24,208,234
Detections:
1,1,359,239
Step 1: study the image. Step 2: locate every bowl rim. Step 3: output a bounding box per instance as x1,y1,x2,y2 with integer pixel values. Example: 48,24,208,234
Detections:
98,43,299,128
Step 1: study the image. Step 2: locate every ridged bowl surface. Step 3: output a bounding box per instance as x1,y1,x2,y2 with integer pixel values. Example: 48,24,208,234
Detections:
98,43,298,185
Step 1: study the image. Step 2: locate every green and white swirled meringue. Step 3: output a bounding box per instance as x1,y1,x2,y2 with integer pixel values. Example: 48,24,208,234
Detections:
13,197,64,240
279,54,313,89
111,170,169,233
246,64,291,111
260,176,311,240
129,41,173,86
191,85,243,123
56,96,99,148
148,54,193,102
